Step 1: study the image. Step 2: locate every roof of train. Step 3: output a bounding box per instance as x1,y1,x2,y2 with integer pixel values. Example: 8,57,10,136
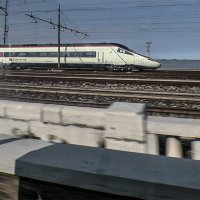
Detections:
0,43,131,50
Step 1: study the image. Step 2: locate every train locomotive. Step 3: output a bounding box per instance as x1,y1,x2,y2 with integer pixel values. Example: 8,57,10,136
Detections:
0,43,161,71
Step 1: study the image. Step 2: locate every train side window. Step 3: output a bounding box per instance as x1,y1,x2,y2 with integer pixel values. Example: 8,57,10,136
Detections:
83,52,96,57
68,52,75,57
60,52,65,57
66,52,75,57
39,52,48,57
70,52,81,57
72,52,79,57
35,52,41,57
48,52,58,57
66,51,96,58
27,52,38,57
4,52,9,57
87,52,96,57
93,52,96,57
13,52,19,57
7,52,13,57
18,52,27,57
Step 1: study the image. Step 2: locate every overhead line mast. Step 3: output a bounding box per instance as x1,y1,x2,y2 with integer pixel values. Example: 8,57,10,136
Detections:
3,0,8,45
58,4,61,69
0,0,8,45
25,4,89,69
146,42,152,58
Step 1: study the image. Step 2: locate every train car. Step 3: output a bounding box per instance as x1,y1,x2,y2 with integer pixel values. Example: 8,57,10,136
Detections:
0,43,161,71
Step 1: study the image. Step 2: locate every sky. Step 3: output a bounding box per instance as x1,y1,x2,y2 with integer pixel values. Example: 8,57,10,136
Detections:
0,0,200,59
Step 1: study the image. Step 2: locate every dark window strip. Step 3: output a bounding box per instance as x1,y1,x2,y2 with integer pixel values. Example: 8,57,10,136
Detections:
3,51,96,58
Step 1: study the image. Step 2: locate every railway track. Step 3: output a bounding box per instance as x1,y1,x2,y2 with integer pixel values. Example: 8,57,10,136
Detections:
1,69,200,80
0,83,199,118
1,73,200,86
0,84,199,102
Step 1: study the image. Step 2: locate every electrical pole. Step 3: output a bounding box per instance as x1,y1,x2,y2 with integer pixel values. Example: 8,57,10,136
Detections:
58,4,61,69
146,42,152,58
25,6,88,70
3,0,8,45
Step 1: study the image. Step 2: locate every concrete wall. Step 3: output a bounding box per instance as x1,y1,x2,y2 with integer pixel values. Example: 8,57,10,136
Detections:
0,100,200,159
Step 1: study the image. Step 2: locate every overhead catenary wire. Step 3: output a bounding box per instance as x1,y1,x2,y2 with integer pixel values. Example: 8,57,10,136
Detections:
25,12,89,37
25,5,89,69
0,6,7,16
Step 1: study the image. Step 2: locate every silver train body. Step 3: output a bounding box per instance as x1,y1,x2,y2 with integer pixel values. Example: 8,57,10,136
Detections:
0,43,161,71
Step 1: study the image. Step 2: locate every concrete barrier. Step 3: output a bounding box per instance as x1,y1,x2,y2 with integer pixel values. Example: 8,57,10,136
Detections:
1,135,200,200
62,106,106,128
105,102,146,141
0,135,52,174
0,118,29,136
105,102,146,153
147,116,200,138
5,101,43,121
42,104,64,124
0,100,7,117
105,138,146,153
30,121,103,147
0,100,200,158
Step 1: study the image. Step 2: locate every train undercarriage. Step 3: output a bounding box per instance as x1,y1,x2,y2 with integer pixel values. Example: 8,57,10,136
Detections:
0,63,153,72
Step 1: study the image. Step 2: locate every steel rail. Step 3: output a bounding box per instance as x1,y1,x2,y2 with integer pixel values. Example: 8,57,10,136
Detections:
3,71,200,79
0,83,199,96
0,84,200,102
2,74,200,86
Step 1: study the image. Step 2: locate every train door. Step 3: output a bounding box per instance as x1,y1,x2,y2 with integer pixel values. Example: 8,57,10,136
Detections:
97,52,104,64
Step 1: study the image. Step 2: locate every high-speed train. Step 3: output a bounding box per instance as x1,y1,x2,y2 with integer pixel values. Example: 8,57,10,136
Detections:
0,43,161,71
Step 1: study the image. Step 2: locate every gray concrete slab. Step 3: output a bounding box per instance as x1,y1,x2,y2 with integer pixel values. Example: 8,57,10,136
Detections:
0,118,29,136
62,106,105,128
0,139,52,174
0,134,17,140
147,116,200,138
108,102,146,115
106,102,146,142
105,138,146,153
0,100,8,117
14,141,200,200
0,134,19,145
30,121,103,147
42,104,64,124
5,101,43,121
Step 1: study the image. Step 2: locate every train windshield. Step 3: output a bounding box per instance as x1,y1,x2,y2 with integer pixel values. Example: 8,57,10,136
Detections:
117,48,133,55
117,48,124,53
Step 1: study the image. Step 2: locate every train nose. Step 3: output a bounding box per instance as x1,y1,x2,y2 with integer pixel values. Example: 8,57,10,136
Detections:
155,61,161,68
